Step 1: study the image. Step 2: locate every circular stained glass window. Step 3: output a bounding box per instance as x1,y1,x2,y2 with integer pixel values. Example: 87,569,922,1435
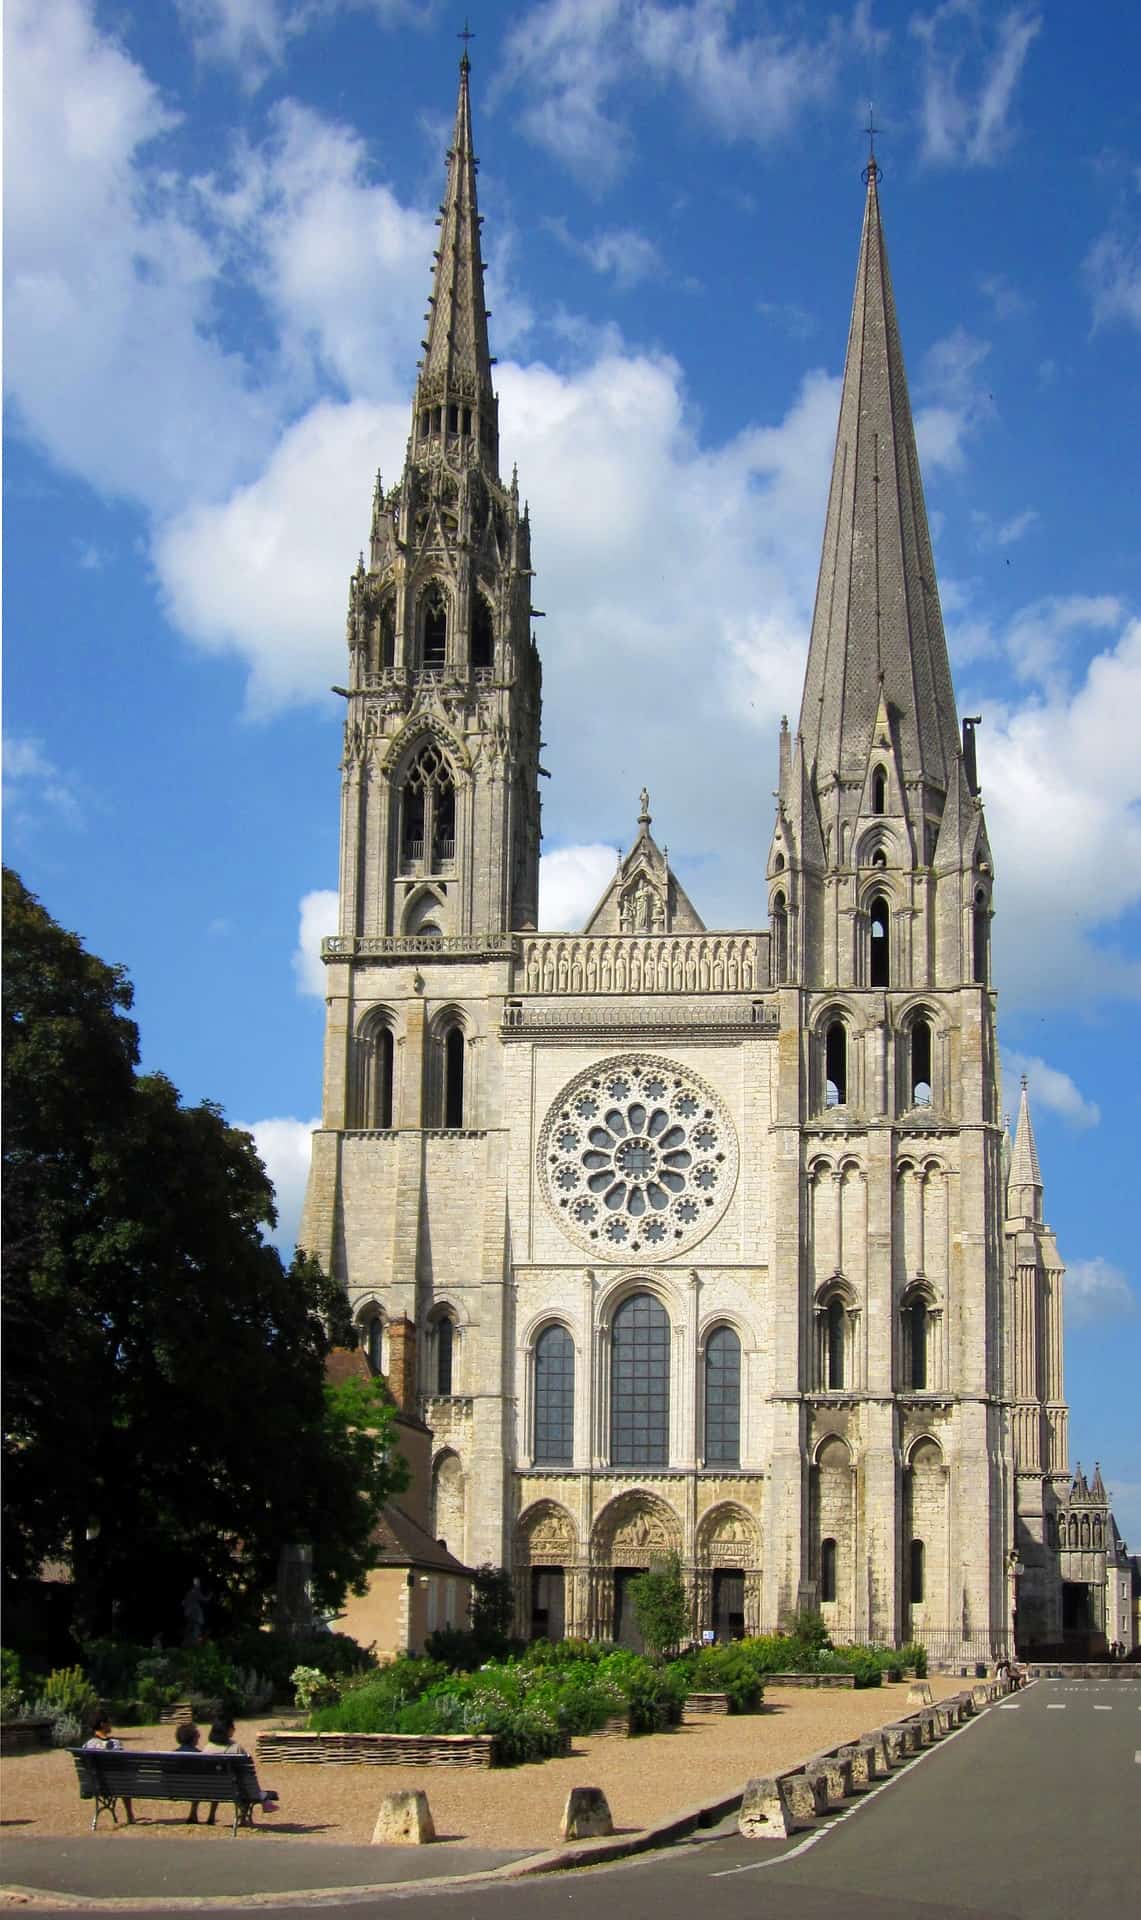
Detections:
539,1055,738,1259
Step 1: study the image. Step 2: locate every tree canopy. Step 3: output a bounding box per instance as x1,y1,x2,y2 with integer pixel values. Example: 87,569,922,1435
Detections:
2,868,405,1638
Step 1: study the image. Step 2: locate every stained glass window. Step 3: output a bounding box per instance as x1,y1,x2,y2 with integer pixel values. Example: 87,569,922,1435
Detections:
612,1293,669,1467
534,1325,574,1464
704,1326,741,1465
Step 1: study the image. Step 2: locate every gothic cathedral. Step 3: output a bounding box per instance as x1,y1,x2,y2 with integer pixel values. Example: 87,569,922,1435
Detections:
301,56,1083,1662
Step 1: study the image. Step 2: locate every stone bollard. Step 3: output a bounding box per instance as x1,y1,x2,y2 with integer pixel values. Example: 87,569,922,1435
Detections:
780,1770,830,1823
812,1754,853,1806
935,1701,957,1734
837,1744,872,1791
560,1787,614,1841
906,1682,934,1706
862,1733,891,1779
971,1683,990,1710
917,1709,938,1745
956,1691,976,1718
372,1790,435,1846
738,1776,798,1839
880,1724,907,1765
884,1720,919,1757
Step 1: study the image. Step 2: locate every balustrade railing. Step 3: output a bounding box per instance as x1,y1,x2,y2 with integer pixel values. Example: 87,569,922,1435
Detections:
517,932,766,997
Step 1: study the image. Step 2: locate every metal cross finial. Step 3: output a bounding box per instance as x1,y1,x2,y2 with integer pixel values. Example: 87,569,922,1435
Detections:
863,103,881,187
458,19,475,67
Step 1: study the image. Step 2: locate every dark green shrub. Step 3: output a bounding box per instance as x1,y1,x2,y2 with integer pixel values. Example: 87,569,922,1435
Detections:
897,1641,928,1678
629,1554,689,1661
671,1644,765,1711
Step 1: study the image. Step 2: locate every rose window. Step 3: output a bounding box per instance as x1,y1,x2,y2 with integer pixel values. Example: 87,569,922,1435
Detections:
538,1056,738,1259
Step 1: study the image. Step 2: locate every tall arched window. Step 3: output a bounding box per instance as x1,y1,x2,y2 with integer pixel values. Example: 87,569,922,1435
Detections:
911,1017,932,1107
399,742,456,874
872,767,887,814
422,586,447,667
611,1293,670,1467
704,1326,741,1466
472,596,494,671
972,889,989,984
435,1315,455,1394
869,896,890,987
356,1019,395,1127
909,1537,925,1604
364,1314,384,1375
534,1325,574,1465
908,1299,928,1390
821,1537,838,1603
826,1021,847,1107
443,1025,465,1128
827,1298,846,1389
772,891,788,985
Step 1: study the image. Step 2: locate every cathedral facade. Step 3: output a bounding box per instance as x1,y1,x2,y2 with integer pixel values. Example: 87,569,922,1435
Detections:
301,58,1084,1663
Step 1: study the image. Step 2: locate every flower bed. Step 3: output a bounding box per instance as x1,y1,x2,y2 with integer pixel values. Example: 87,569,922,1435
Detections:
256,1729,524,1768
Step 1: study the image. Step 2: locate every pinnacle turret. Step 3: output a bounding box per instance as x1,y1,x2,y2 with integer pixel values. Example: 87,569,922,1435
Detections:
1008,1076,1044,1221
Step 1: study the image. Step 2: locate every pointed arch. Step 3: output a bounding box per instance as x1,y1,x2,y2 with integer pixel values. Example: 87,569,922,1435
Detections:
872,766,887,814
472,592,494,671
771,889,789,983
354,1007,397,1127
420,581,448,667
869,894,890,987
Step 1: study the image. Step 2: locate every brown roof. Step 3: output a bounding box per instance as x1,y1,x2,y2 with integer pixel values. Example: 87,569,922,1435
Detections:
369,1502,472,1577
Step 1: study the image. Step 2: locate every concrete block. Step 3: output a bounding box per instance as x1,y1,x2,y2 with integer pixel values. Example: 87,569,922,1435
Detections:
837,1743,872,1791
779,1770,829,1822
935,1701,957,1734
812,1754,853,1805
906,1682,933,1705
372,1790,435,1845
560,1787,614,1841
861,1732,891,1777
738,1776,798,1839
880,1724,907,1765
971,1684,990,1710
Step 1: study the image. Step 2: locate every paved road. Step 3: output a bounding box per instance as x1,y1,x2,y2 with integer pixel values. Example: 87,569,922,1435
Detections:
6,1680,1139,1916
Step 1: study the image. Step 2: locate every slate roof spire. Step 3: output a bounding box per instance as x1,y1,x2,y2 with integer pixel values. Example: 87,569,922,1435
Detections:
415,52,498,470
796,160,960,806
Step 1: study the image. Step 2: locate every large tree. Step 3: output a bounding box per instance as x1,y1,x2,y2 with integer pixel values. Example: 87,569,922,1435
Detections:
2,869,404,1637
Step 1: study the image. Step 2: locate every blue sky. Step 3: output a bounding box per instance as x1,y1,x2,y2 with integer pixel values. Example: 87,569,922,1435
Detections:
5,0,1139,1542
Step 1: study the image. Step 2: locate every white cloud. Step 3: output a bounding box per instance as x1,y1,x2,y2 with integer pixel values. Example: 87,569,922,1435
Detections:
539,844,620,930
546,218,664,289
1065,1257,1136,1327
174,0,426,84
293,888,339,996
498,0,844,186
1002,1051,1100,1130
3,735,85,830
914,327,993,473
1084,226,1141,333
976,612,1141,1006
912,3,1042,168
238,1113,320,1253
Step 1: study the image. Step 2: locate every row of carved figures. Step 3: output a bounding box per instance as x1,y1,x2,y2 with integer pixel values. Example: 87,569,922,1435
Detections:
521,936,760,997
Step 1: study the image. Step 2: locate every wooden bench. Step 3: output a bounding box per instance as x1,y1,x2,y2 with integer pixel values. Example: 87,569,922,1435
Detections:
71,1749,269,1836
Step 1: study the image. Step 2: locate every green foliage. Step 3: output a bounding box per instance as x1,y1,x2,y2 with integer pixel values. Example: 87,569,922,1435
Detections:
521,1637,611,1669
898,1641,928,1678
787,1609,831,1650
1,870,406,1635
42,1665,100,1731
629,1553,689,1661
470,1564,515,1642
667,1643,765,1712
1,1649,23,1719
291,1665,340,1711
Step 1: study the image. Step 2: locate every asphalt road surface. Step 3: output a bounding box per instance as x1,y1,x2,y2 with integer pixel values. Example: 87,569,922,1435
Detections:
14,1679,1140,1917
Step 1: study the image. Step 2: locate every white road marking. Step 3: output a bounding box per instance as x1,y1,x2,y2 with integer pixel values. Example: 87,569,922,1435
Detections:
999,1703,1021,1710
1093,1705,1112,1712
1046,1704,1066,1710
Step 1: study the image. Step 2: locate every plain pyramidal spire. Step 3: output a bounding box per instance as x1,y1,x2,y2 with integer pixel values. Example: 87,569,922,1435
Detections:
797,158,960,803
1008,1075,1044,1221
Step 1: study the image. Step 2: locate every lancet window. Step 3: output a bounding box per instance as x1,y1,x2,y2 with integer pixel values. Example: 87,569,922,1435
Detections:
472,595,494,671
771,891,788,984
703,1325,741,1466
443,1023,465,1128
533,1325,575,1465
972,889,989,985
825,1021,848,1107
869,896,890,987
421,585,448,667
611,1292,670,1467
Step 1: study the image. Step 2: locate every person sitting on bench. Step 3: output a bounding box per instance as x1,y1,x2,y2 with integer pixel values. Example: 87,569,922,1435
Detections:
83,1713,134,1824
203,1718,279,1815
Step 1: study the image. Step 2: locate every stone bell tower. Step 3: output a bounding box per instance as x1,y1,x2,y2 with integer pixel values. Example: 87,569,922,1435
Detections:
762,158,1011,1660
336,49,541,946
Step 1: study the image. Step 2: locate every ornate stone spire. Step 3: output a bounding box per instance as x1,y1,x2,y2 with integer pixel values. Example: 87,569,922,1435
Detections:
796,161,960,807
414,51,498,473
1008,1076,1043,1221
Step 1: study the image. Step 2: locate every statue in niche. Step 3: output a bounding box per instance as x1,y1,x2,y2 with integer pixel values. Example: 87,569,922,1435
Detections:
620,878,664,934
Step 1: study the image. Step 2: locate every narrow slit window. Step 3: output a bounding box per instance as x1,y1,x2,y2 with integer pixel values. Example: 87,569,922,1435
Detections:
366,1316,383,1374
376,1025,394,1127
444,1025,465,1128
772,891,788,985
423,589,447,667
825,1021,847,1106
869,896,890,987
872,767,887,814
703,1326,741,1466
436,1317,454,1395
909,1537,925,1605
472,596,494,671
911,1018,932,1107
827,1298,846,1390
821,1537,838,1604
379,595,396,670
973,890,989,985
909,1300,928,1390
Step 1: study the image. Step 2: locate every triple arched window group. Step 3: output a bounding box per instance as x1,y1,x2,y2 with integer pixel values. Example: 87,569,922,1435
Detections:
531,1296,743,1468
380,582,495,673
352,1010,468,1128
